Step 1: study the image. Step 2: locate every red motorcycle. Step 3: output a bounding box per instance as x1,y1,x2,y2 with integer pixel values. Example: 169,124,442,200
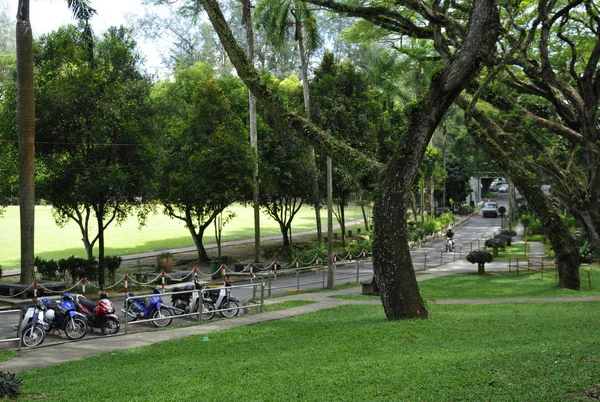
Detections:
74,293,120,335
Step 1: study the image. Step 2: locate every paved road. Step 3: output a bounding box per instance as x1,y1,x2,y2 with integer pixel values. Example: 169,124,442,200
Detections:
0,194,511,348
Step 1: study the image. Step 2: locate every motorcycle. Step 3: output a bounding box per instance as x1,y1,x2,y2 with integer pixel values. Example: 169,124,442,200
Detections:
42,293,88,340
204,280,240,318
121,288,173,327
20,294,88,345
19,299,47,347
74,293,120,335
445,237,455,252
170,283,215,321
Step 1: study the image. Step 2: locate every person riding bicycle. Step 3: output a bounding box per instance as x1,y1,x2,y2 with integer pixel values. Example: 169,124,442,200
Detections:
445,228,455,249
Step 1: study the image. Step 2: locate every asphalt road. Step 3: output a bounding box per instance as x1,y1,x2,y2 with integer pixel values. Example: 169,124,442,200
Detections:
1,193,510,348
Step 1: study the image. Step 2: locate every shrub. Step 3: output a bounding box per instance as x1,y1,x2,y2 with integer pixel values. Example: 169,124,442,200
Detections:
104,255,122,281
466,250,493,274
34,257,60,280
58,256,98,282
0,371,22,398
500,230,517,246
485,237,506,249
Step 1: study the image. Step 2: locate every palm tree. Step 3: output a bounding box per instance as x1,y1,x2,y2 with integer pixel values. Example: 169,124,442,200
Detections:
16,0,95,284
256,0,323,242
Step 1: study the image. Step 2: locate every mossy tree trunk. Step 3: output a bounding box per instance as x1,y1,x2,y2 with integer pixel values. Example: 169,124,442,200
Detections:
457,96,581,290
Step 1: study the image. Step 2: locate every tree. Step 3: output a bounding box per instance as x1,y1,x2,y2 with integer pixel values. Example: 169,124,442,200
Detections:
155,65,255,262
199,0,500,319
256,0,323,244
258,73,314,246
15,0,95,284
30,26,156,286
310,53,384,245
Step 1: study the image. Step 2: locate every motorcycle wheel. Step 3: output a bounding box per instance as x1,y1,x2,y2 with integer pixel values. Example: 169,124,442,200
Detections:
202,302,215,320
151,308,172,328
21,324,45,347
220,301,239,318
101,317,120,335
64,317,87,340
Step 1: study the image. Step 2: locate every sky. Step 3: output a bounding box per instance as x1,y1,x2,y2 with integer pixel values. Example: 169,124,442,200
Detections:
6,0,167,74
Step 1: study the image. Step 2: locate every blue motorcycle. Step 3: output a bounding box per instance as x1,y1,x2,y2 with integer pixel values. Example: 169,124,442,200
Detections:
122,288,172,327
21,293,88,344
42,293,88,340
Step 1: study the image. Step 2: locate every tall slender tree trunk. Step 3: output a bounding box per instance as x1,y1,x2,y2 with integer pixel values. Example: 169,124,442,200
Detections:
296,14,322,244
96,203,105,286
16,0,35,284
241,0,260,262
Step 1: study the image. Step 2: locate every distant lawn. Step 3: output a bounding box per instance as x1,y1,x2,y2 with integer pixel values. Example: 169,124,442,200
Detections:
14,302,600,401
0,204,367,269
334,265,600,301
418,268,600,299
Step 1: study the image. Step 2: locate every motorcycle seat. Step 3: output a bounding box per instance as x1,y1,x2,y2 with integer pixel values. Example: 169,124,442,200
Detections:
79,296,97,311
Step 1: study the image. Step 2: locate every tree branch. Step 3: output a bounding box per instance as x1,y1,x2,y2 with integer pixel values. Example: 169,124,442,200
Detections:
199,0,383,174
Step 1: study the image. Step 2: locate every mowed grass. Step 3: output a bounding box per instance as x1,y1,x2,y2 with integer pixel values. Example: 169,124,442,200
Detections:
0,204,367,269
14,301,600,401
418,266,600,299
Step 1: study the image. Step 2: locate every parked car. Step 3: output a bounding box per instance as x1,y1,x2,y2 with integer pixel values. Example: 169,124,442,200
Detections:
497,184,509,193
482,202,498,218
489,178,507,192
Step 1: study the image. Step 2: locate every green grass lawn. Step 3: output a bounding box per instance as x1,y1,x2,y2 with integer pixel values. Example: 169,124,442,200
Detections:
0,204,367,270
13,301,600,401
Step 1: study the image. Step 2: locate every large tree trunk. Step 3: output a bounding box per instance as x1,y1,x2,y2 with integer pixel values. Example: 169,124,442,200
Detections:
456,95,581,290
297,15,322,245
16,0,35,285
201,0,500,319
373,0,500,319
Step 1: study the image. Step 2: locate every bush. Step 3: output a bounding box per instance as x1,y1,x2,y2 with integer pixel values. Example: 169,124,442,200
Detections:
34,257,60,280
0,371,22,398
58,256,98,283
466,250,493,274
485,237,506,249
501,230,517,238
104,255,122,281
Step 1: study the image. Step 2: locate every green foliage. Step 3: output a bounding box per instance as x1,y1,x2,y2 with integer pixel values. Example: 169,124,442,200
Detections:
104,256,122,280
155,66,255,260
28,26,157,284
485,237,506,249
501,230,517,238
466,250,493,264
0,371,22,399
34,257,61,280
418,213,455,235
58,256,98,283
